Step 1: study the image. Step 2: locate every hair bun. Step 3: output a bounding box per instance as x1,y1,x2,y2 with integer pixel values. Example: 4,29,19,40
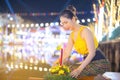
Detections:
66,5,76,15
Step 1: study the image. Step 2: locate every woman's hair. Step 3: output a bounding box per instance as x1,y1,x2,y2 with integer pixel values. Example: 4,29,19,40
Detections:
65,5,78,20
66,5,76,15
59,10,75,19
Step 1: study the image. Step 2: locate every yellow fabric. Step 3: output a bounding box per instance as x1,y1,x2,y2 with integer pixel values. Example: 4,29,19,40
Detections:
70,26,98,55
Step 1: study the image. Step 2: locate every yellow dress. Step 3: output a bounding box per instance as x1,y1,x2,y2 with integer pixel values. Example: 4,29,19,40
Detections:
70,26,98,55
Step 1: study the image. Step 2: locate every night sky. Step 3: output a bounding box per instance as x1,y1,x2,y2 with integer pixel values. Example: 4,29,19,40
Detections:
0,0,97,23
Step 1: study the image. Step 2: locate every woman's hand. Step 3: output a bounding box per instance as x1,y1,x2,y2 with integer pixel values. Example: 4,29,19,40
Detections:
70,67,82,78
52,59,59,66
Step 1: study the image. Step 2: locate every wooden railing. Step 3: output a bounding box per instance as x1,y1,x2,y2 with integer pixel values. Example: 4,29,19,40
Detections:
99,40,120,72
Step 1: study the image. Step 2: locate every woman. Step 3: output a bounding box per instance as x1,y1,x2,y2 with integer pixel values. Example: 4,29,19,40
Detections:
53,9,111,79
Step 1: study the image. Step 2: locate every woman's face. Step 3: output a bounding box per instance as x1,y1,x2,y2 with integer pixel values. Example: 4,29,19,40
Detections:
60,16,73,30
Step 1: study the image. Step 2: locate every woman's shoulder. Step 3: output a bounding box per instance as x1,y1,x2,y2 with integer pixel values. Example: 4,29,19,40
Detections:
79,25,89,32
80,25,92,36
80,25,88,28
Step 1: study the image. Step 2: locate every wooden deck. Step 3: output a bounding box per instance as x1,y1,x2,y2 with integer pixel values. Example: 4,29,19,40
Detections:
28,72,120,80
28,77,44,80
28,76,95,80
78,76,94,80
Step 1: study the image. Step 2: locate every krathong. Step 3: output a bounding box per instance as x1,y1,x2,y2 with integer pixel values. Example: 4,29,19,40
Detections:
44,48,77,80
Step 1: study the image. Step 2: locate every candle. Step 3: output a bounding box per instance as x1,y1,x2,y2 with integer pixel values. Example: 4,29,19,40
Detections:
59,48,63,66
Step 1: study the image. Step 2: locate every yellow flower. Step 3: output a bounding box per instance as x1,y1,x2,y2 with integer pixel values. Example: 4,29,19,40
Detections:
56,45,62,50
58,70,64,75
55,67,59,71
50,69,56,73
49,65,70,75
63,65,70,73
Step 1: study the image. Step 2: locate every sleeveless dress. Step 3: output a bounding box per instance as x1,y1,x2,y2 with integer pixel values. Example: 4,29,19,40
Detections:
68,26,111,78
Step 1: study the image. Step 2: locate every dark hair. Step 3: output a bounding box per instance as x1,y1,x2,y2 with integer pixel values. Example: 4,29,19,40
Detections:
66,5,76,15
59,10,75,19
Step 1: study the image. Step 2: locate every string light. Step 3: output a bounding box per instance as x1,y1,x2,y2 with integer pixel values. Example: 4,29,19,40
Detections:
45,23,49,27
3,11,94,16
40,23,44,27
29,66,33,70
87,18,91,22
34,66,38,70
5,18,95,28
81,19,85,23
39,67,43,71
44,68,48,71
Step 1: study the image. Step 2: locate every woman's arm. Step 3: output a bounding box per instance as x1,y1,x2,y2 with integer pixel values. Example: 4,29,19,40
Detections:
78,28,96,70
70,28,96,78
53,35,73,65
62,35,73,63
